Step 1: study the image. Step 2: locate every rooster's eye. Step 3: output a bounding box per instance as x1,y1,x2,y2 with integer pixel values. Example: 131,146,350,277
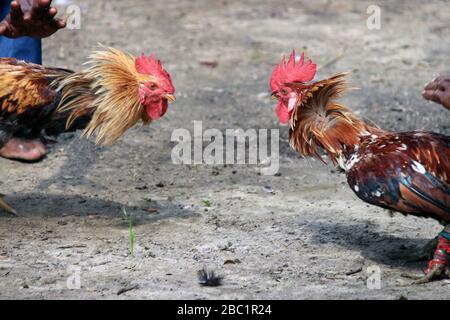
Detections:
148,83,158,90
280,89,288,95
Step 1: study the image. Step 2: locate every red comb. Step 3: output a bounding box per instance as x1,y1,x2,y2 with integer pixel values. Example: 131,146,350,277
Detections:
135,53,165,76
270,50,317,92
135,53,175,93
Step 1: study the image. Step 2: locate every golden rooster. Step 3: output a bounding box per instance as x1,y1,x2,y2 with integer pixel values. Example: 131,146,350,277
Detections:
0,47,175,214
270,50,450,284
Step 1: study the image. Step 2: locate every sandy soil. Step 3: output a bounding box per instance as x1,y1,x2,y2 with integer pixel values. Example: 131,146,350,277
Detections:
0,0,449,299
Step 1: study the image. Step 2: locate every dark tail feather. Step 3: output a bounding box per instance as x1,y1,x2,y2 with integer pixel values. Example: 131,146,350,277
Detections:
43,109,92,137
44,76,95,137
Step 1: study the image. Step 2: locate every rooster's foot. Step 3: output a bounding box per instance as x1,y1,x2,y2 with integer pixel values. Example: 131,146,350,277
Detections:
401,265,449,284
0,194,17,215
403,230,450,284
402,264,448,284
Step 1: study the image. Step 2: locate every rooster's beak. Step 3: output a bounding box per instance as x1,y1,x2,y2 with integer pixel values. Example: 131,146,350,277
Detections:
165,94,176,102
271,93,278,100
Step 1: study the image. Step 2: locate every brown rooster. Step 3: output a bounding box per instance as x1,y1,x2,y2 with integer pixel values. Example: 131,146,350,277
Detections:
270,50,450,284
0,47,175,214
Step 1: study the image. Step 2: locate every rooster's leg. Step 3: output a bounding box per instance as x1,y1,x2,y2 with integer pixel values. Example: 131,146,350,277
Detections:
403,227,450,284
0,194,17,215
423,236,439,259
412,236,439,262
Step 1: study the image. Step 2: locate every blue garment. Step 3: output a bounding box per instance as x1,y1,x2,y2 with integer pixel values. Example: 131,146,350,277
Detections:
0,0,42,64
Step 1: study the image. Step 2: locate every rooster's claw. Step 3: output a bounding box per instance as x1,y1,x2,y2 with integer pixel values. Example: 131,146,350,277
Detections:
0,194,17,215
401,264,449,284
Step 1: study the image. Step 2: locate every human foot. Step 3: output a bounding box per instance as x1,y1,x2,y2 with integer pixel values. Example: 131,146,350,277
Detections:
0,137,47,162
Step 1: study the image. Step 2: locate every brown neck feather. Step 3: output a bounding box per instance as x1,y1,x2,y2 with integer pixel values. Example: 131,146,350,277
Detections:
289,73,380,163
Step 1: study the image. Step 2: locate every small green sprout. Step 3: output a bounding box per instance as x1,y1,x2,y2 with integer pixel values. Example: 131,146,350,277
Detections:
122,208,135,257
202,199,212,207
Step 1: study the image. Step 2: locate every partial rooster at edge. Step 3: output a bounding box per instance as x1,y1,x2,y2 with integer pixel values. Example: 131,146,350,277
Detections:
0,47,176,214
270,50,450,284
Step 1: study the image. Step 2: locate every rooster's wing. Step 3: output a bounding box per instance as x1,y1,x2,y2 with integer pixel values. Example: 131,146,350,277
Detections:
346,131,450,222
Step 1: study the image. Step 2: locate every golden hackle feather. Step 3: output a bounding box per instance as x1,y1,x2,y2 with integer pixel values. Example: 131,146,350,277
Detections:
54,47,154,146
289,73,377,163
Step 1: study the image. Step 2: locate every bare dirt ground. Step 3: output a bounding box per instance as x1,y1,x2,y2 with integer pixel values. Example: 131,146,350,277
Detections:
0,0,449,299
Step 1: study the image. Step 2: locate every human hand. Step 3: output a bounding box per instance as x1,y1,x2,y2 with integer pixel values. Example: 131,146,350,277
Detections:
423,75,450,110
0,0,66,38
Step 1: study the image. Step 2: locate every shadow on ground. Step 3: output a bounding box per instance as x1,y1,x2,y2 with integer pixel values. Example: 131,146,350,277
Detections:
0,193,197,224
307,221,432,269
